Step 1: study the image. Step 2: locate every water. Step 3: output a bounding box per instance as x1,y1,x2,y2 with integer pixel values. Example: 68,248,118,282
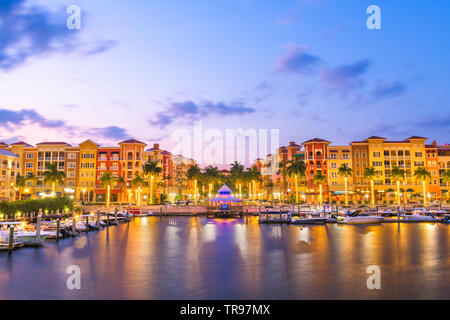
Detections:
1,217,449,300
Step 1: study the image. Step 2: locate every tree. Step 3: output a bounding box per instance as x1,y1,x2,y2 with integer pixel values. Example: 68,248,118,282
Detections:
286,159,306,203
204,166,221,195
442,170,450,201
363,167,378,207
187,165,202,204
100,172,117,208
391,166,405,205
279,160,290,202
414,167,431,206
143,160,162,205
338,163,353,205
246,166,262,201
230,161,244,195
43,163,66,195
116,176,126,203
312,172,327,206
132,172,146,206
15,173,27,201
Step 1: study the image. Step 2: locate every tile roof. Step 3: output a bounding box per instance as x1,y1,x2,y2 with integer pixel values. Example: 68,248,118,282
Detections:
119,139,146,145
405,136,428,140
10,141,33,147
302,138,331,144
0,149,18,157
36,142,72,146
365,136,386,140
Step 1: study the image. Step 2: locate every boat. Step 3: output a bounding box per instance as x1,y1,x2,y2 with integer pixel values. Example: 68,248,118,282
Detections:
401,210,439,221
336,210,384,224
0,222,51,242
290,217,327,225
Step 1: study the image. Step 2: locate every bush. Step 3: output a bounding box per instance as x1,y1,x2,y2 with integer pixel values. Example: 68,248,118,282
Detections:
0,197,74,218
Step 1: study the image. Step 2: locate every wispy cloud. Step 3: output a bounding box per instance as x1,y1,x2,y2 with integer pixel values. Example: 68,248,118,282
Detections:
372,80,407,99
274,45,322,75
0,0,116,71
149,100,256,128
321,59,371,94
0,107,131,144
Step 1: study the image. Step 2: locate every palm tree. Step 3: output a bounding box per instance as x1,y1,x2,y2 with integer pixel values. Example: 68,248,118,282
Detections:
204,166,221,195
312,172,327,206
43,163,66,195
286,159,306,203
279,160,290,202
100,172,117,208
363,167,377,207
15,173,27,201
391,166,405,205
246,166,262,201
414,167,431,206
143,160,162,204
230,161,244,196
131,172,146,206
442,169,450,201
338,163,353,205
117,176,126,203
187,165,202,204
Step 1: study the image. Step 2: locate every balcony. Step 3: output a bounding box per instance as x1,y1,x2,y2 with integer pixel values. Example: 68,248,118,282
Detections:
98,157,108,161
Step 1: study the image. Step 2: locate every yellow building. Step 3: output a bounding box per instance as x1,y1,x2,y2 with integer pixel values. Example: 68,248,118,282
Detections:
0,148,20,201
366,136,428,202
327,146,354,202
78,140,98,202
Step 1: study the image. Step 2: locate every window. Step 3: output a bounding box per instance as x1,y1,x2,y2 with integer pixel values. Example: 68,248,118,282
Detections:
398,150,404,156
414,161,424,167
68,162,76,169
372,161,382,167
373,152,380,157
68,172,75,178
362,152,366,158
384,151,389,157
330,153,337,159
342,154,349,159
26,153,34,159
331,163,337,169
25,162,34,168
415,152,423,158
68,153,76,159
67,181,75,187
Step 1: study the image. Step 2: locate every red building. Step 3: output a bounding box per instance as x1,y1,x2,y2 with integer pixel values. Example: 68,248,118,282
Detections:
425,141,441,199
302,138,330,188
96,147,122,202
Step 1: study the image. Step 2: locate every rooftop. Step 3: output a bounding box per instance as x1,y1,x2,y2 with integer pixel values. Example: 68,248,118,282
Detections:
0,149,18,157
302,138,331,144
10,141,34,147
36,142,72,147
119,139,146,145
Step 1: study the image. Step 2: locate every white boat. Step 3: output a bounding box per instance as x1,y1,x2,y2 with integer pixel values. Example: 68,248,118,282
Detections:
402,210,438,221
290,217,327,225
0,222,51,242
337,215,384,224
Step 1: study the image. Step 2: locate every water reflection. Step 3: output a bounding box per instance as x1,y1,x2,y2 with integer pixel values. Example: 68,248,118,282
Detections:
0,217,449,299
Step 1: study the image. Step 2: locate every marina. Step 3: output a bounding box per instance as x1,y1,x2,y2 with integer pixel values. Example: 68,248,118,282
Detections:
1,214,450,299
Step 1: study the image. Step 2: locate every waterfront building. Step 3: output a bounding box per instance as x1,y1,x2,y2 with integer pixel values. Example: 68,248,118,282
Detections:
302,138,330,203
438,144,450,200
95,146,122,202
327,146,354,203
0,148,20,201
425,141,440,200
173,155,196,198
120,139,146,203
78,140,98,202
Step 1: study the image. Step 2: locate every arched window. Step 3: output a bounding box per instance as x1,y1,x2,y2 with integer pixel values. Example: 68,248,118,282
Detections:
128,152,133,160
136,152,140,161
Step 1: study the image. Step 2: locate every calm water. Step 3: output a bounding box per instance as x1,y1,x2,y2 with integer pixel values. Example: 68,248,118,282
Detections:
1,217,449,300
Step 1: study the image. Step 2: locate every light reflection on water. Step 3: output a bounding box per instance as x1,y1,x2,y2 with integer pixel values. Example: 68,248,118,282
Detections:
0,217,449,300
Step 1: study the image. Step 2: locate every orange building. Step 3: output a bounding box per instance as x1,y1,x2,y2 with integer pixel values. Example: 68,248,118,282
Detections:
302,138,330,202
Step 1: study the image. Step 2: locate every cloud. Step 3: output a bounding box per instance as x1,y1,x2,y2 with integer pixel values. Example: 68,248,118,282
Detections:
84,40,119,55
0,107,131,144
274,45,322,75
85,126,130,141
372,80,407,99
0,0,116,71
149,100,256,128
0,108,65,128
321,59,371,93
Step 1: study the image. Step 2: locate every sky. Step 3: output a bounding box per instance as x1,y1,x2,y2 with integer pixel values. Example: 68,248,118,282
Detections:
0,0,449,165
